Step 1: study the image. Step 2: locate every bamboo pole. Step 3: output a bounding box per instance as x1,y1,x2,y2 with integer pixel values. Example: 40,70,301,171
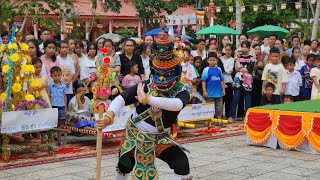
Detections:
96,105,104,180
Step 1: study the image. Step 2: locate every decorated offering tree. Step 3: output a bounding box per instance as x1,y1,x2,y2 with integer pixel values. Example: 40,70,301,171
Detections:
91,47,123,114
0,24,51,162
65,47,123,139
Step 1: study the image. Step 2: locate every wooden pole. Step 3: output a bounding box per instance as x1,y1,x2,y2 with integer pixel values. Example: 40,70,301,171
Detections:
96,105,104,180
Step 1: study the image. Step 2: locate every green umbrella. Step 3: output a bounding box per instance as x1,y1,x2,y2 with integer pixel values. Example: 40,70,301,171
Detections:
247,25,289,38
196,25,241,35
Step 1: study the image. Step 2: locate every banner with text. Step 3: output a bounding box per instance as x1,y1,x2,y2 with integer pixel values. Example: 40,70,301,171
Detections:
95,103,214,132
95,105,134,132
1,108,58,133
178,103,215,122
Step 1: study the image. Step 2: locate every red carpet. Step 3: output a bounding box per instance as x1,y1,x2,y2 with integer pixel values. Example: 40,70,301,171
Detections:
0,122,245,170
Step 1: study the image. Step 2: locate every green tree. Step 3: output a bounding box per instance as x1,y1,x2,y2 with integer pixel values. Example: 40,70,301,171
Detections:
0,0,72,32
84,0,121,40
133,0,183,33
115,28,136,38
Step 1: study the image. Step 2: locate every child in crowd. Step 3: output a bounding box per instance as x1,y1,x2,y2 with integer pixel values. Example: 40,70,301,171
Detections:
202,52,225,126
57,40,76,105
229,41,255,122
260,37,270,54
40,39,60,76
283,95,294,104
79,41,97,100
192,56,202,103
262,47,288,102
300,54,315,100
181,48,197,94
260,83,281,106
121,61,142,89
301,45,311,62
48,66,67,145
216,47,223,58
32,57,51,107
284,57,302,102
292,47,305,71
220,44,234,118
310,56,320,99
67,38,80,86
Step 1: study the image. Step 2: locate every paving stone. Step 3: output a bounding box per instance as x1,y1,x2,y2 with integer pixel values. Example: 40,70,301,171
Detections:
4,135,320,179
252,171,303,180
276,167,320,176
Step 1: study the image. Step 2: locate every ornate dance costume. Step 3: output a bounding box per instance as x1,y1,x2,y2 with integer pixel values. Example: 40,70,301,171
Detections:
108,32,192,180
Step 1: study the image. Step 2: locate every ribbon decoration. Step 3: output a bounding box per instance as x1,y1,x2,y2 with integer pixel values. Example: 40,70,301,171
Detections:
229,6,233,12
66,22,73,33
241,5,245,12
196,8,205,25
253,5,258,12
281,3,286,10
216,7,221,13
267,4,273,11
295,2,301,9
4,24,18,111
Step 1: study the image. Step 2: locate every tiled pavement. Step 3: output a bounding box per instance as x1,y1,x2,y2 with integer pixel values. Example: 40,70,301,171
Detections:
1,135,320,180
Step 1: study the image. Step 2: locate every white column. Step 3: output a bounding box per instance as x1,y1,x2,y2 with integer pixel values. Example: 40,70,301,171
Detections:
138,20,141,37
109,20,113,33
85,20,90,40
33,20,38,39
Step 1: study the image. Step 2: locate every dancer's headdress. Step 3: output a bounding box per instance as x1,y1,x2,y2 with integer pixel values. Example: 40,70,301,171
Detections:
150,32,181,92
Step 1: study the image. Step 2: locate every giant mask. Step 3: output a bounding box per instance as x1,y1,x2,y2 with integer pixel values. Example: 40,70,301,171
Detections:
150,32,181,92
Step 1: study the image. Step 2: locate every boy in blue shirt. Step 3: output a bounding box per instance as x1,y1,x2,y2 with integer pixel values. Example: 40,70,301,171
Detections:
48,66,67,145
202,52,225,126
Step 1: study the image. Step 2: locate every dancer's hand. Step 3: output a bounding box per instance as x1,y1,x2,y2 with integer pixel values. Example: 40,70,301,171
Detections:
135,83,147,104
96,116,111,130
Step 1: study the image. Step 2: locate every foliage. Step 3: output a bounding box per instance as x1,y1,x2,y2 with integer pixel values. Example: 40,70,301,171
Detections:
133,0,184,32
115,29,137,38
1,0,72,24
100,0,122,13
287,20,320,40
186,0,299,31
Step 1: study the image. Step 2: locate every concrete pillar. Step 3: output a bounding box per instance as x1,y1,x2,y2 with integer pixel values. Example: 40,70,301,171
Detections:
109,20,113,33
138,20,141,37
85,20,90,40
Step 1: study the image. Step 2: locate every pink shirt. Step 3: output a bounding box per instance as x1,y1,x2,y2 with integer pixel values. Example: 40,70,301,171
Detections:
41,55,60,76
122,74,142,88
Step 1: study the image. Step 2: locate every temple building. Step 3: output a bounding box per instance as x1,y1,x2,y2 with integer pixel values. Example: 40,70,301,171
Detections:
13,0,195,41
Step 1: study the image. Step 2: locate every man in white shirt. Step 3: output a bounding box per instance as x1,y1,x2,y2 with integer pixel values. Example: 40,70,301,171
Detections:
68,84,94,132
39,29,51,53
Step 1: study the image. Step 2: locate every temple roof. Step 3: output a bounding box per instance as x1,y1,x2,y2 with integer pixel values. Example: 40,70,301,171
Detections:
41,0,194,18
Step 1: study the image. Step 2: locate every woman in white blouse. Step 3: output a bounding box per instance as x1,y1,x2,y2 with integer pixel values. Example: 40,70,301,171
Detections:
191,39,207,60
137,42,151,80
220,44,235,119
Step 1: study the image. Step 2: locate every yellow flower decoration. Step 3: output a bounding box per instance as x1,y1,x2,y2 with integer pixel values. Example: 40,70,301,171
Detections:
0,44,6,51
2,65,10,73
12,83,22,93
25,55,31,63
10,53,20,62
20,43,29,51
30,79,41,88
8,43,18,50
0,93,7,101
25,94,35,101
28,65,35,73
21,64,28,72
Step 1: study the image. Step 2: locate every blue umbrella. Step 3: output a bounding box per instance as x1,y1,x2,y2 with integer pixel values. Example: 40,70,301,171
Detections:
143,28,169,36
